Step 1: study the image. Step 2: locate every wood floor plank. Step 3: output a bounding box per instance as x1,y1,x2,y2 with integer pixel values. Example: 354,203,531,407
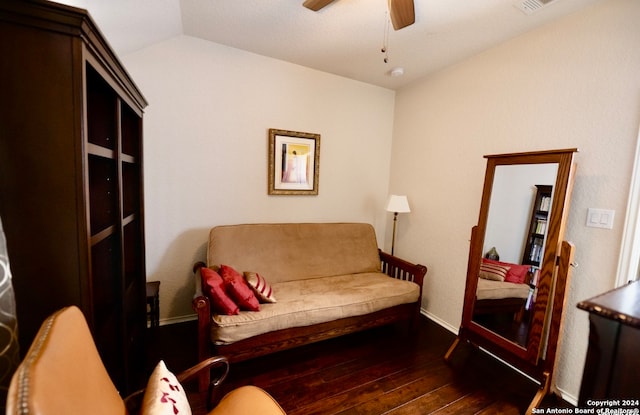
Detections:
288,381,385,415
334,366,457,415
149,315,574,415
293,358,455,415
475,400,523,415
428,389,499,414
382,382,475,415
284,330,455,411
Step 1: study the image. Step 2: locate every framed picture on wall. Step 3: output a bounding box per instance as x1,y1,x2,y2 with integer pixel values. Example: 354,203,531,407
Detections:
268,128,320,195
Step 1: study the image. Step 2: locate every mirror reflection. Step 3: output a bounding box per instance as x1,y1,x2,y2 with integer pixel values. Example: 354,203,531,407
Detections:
446,148,577,411
471,163,558,347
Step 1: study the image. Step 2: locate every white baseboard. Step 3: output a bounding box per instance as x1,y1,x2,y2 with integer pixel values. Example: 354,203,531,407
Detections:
420,308,459,334
157,314,197,326
553,385,578,406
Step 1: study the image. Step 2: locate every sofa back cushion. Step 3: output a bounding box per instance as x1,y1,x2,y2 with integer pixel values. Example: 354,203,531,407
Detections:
207,223,381,284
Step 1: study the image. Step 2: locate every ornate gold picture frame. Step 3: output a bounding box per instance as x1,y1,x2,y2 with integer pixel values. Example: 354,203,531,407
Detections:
268,129,320,195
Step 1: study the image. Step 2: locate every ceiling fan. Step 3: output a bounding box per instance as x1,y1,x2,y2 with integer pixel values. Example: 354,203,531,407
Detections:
303,0,415,31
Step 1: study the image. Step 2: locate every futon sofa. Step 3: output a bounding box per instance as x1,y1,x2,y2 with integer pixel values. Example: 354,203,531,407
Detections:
192,223,426,387
474,258,533,321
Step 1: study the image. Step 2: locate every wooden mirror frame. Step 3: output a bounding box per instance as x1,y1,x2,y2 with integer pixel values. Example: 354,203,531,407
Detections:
445,148,578,412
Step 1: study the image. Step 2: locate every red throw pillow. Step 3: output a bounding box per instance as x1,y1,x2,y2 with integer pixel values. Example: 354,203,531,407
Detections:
200,268,239,315
483,258,529,284
504,263,530,284
220,265,260,311
219,264,244,283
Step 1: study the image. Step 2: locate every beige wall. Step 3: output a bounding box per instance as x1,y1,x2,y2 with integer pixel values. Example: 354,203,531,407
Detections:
123,36,396,322
390,0,640,402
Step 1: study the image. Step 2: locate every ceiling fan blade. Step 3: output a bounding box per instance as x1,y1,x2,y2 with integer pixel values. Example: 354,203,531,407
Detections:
388,0,415,30
303,0,337,11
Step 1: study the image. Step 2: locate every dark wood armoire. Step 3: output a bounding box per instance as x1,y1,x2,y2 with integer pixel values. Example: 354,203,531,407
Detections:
0,0,148,393
577,281,640,403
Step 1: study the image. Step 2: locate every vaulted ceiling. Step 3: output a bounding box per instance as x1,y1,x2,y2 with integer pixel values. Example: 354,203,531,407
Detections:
56,0,601,89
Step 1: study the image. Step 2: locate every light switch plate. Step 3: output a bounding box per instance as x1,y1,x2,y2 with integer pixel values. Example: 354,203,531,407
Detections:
586,208,615,229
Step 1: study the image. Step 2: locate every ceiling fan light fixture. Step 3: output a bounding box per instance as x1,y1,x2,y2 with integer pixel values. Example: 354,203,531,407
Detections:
390,67,404,77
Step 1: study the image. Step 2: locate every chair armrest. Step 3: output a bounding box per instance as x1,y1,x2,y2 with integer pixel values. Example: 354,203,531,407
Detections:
176,355,229,387
123,356,230,414
124,390,145,414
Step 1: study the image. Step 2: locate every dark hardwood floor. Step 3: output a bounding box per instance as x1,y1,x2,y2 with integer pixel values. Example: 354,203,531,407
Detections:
145,316,571,414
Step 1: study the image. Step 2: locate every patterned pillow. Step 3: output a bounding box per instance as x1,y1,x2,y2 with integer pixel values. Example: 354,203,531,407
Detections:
244,272,277,303
479,261,510,281
201,268,239,315
141,360,191,415
219,265,260,311
483,258,530,284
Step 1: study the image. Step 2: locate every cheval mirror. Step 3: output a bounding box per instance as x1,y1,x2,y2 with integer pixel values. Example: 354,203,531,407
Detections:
445,148,578,413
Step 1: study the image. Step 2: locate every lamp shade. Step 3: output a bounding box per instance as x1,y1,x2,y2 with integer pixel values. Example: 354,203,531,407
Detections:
386,195,411,213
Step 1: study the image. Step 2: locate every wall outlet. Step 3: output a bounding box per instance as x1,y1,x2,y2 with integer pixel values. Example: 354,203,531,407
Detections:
586,208,615,229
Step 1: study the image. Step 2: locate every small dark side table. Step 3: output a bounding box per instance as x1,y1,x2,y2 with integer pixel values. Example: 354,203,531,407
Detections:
146,281,160,328
577,280,640,403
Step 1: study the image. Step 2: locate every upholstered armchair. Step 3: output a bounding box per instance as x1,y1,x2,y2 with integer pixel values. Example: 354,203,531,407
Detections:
6,306,285,415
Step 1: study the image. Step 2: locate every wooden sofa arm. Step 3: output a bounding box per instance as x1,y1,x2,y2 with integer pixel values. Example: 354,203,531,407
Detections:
379,249,427,291
124,355,230,414
192,261,214,393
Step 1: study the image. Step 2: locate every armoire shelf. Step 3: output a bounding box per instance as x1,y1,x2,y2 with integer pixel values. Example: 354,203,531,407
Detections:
0,0,148,393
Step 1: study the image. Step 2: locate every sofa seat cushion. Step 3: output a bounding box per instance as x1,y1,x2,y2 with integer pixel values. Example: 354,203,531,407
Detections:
211,273,420,345
476,278,530,301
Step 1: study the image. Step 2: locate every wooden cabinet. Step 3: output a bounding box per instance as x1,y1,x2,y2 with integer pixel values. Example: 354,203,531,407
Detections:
0,0,148,392
577,281,640,403
521,185,552,267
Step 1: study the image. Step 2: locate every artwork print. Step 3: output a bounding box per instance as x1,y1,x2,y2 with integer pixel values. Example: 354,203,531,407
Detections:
268,129,320,195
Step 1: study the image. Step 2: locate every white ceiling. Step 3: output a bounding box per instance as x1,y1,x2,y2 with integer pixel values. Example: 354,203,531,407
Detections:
56,0,601,90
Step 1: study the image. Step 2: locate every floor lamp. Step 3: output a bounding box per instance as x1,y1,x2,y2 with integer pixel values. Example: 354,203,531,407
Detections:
386,195,411,255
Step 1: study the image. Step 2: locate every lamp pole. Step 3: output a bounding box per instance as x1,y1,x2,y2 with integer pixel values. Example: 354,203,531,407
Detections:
391,211,399,255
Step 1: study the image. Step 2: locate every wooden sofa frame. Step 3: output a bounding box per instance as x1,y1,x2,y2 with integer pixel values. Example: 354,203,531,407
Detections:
192,250,426,391
473,297,527,323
